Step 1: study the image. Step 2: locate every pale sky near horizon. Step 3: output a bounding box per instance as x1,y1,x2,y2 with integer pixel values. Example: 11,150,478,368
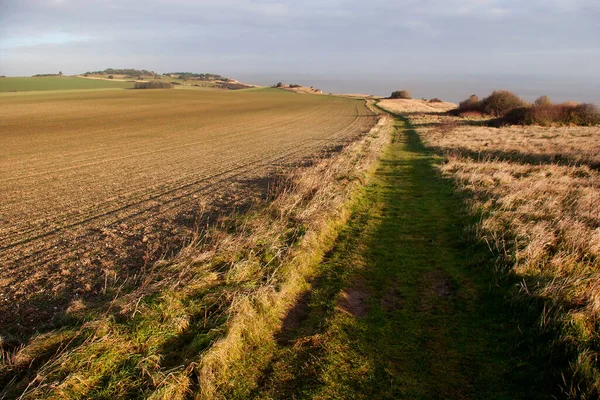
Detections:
1,0,599,101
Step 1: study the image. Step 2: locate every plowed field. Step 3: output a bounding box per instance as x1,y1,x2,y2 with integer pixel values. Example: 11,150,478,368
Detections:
0,88,376,334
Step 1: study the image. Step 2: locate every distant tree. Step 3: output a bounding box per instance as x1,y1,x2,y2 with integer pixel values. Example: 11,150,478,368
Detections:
58,71,63,76
390,90,412,99
275,82,283,88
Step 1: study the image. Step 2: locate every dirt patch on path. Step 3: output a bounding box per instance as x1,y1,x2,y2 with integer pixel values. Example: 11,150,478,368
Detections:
417,270,455,313
380,280,404,313
337,282,370,318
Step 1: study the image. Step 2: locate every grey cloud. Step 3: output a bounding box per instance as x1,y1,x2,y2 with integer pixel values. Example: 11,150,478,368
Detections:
0,0,598,103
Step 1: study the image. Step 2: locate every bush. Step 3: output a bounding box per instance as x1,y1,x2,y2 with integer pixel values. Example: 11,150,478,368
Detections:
133,81,173,89
575,103,600,125
481,90,525,116
458,94,481,112
534,95,552,106
428,98,443,103
108,75,113,79
390,90,412,99
503,103,600,126
289,84,301,88
454,90,598,126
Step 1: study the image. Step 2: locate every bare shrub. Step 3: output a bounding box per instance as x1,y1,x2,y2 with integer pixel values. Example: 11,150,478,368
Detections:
456,94,481,114
505,103,600,126
390,90,412,99
133,81,174,89
534,95,552,106
481,90,526,117
574,103,600,126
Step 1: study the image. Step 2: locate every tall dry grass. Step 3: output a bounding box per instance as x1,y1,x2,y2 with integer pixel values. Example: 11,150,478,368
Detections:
1,104,390,399
403,103,600,398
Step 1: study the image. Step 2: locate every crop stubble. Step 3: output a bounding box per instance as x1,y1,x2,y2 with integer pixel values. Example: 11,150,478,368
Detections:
0,88,376,334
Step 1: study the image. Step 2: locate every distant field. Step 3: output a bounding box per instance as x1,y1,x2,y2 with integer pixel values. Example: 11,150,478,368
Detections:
0,88,375,333
0,76,134,92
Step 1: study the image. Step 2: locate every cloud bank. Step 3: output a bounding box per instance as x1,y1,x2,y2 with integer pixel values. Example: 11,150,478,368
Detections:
1,0,598,100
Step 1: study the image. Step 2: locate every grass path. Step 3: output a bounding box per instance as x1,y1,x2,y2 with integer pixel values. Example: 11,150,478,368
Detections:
252,117,550,399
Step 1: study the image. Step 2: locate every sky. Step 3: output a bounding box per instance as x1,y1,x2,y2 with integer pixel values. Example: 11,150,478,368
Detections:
1,0,599,102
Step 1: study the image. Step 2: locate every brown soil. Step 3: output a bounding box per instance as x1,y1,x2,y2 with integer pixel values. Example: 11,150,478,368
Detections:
380,280,404,313
0,89,376,337
417,270,455,313
337,284,370,318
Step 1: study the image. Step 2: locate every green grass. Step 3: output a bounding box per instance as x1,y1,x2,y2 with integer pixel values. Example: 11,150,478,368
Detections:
253,117,555,399
0,77,134,92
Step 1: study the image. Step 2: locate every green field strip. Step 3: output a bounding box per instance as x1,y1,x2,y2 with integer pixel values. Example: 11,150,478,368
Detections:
0,77,134,92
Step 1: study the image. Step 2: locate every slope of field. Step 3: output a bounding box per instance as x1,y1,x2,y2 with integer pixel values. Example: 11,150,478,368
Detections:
0,88,375,335
0,76,134,92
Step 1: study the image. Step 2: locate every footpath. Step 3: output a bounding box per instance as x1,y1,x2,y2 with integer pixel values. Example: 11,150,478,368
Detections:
252,115,550,399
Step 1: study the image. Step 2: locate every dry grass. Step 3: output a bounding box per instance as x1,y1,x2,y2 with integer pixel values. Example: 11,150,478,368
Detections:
378,98,457,114
1,102,389,399
424,123,600,169
387,98,600,398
